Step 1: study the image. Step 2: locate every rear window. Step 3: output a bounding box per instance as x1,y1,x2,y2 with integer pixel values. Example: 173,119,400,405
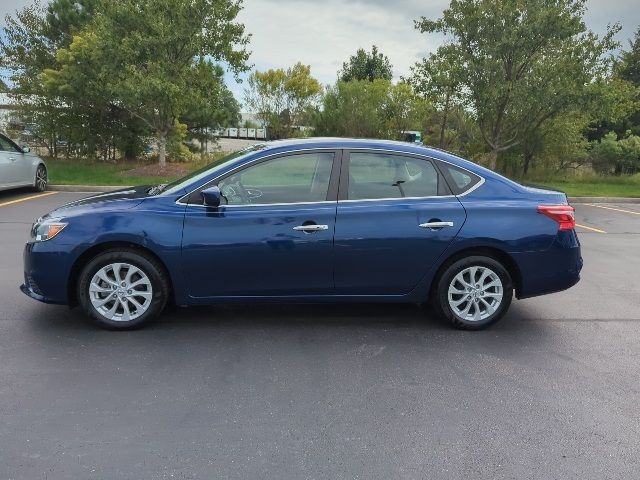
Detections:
440,163,482,195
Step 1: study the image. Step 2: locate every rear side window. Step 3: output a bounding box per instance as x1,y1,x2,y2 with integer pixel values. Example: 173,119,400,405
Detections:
347,153,443,200
439,162,482,195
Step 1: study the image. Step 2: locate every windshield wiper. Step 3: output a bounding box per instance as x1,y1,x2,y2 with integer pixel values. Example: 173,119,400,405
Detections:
147,183,168,195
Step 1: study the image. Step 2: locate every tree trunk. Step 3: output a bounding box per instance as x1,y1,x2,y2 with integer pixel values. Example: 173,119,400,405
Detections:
487,149,498,171
157,131,167,167
523,150,533,176
439,92,451,149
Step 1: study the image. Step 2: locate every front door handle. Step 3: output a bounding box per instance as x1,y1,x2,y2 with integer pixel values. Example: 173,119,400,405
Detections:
293,224,329,232
419,221,454,229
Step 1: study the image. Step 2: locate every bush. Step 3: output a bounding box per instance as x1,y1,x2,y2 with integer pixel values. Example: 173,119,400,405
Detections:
590,132,640,175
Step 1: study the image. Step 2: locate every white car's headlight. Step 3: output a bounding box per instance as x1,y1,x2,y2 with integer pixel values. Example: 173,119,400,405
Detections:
29,221,67,243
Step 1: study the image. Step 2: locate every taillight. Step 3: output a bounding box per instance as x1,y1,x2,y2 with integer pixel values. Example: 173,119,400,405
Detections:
537,205,575,231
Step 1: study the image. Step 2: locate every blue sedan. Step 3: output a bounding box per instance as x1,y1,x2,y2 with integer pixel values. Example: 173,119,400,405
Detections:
21,138,582,330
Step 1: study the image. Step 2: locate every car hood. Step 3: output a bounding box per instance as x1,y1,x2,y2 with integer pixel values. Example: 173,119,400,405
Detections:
44,185,152,219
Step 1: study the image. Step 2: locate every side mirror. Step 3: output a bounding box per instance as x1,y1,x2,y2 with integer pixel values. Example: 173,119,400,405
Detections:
22,146,30,153
201,186,221,208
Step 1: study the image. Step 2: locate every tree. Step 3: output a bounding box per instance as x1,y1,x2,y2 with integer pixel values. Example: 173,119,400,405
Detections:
181,63,241,158
416,0,619,171
339,45,393,82
612,28,640,137
1,0,146,160
0,79,6,92
313,79,427,140
244,63,322,139
408,45,462,148
42,0,249,166
617,27,640,87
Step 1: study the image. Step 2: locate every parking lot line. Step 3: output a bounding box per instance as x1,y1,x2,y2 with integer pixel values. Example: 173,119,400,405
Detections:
575,223,607,234
0,191,58,208
583,203,640,216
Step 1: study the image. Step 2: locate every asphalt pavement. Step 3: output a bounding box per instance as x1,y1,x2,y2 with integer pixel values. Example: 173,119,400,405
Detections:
0,189,639,479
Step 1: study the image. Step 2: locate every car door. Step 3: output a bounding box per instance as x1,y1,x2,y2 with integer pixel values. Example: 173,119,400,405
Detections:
0,135,22,186
181,150,341,298
334,150,467,295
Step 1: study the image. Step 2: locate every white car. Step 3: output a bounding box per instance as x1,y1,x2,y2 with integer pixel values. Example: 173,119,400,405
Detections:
0,133,47,192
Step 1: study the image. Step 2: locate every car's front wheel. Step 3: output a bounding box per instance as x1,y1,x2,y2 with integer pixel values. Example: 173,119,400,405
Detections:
34,164,47,192
432,255,513,330
77,249,169,330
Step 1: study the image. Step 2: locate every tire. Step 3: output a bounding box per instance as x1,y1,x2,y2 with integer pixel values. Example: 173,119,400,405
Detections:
77,249,169,330
34,164,47,192
431,255,513,330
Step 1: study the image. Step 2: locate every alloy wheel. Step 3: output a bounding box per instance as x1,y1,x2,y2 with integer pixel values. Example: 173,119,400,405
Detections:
89,263,153,322
447,266,503,322
36,166,47,191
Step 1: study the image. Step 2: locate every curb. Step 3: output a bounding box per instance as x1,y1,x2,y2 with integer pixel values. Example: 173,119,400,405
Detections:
48,185,132,193
568,197,640,204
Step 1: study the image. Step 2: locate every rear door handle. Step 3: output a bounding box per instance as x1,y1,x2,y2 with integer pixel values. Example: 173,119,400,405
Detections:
419,221,454,229
293,224,329,232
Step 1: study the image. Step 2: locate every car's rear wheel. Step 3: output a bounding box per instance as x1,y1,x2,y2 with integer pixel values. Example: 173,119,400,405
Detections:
77,249,169,330
432,255,513,330
34,164,47,192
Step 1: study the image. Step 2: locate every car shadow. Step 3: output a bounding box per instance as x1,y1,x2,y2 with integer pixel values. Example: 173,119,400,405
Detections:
27,299,551,341
0,186,37,203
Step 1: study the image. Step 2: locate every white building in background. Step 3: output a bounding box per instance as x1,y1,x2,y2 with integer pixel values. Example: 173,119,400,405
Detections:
0,93,29,139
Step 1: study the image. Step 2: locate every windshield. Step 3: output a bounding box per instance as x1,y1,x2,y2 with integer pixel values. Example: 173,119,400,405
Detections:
161,144,265,196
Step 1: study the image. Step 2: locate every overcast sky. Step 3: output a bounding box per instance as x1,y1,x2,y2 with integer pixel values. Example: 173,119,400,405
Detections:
2,0,639,102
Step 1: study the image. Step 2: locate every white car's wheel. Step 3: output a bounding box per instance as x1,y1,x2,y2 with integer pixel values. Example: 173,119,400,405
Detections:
34,165,47,192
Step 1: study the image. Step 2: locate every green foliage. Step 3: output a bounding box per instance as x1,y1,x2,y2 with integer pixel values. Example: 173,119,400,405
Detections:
179,62,240,156
617,27,640,87
1,0,147,160
314,79,427,140
3,0,249,165
416,0,619,170
339,45,393,82
591,132,640,174
244,63,322,139
408,45,463,149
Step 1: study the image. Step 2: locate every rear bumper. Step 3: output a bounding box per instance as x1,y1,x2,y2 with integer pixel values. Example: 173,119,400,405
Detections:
513,230,583,299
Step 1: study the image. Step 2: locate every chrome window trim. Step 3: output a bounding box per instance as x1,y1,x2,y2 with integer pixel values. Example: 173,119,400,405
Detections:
338,195,456,204
180,200,338,209
175,146,486,208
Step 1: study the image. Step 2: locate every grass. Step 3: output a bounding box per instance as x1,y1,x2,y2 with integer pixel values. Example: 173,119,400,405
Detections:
523,174,640,198
46,157,216,186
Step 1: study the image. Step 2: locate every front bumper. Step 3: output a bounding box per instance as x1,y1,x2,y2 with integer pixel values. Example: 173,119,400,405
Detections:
19,282,65,305
20,241,78,305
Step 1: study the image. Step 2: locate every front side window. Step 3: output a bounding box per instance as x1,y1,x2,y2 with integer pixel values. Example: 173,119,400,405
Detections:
0,135,19,152
217,152,335,205
347,152,440,200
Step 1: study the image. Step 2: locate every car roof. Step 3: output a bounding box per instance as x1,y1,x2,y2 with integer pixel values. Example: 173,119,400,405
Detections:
251,137,484,172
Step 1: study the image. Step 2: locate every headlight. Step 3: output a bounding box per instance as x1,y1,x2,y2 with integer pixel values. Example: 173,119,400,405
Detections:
29,221,68,243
